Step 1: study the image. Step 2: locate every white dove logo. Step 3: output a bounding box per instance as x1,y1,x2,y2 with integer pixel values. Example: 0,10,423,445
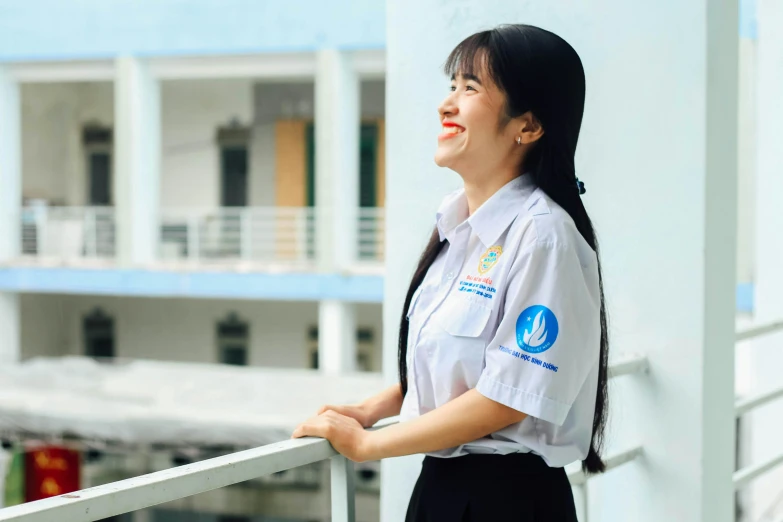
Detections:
523,311,548,348
516,305,559,353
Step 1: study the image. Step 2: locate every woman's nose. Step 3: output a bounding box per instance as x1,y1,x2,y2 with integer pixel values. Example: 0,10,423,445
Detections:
438,93,458,118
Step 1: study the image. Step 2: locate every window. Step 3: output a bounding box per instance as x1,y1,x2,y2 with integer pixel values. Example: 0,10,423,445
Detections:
83,308,115,360
217,125,250,208
217,313,249,366
83,125,113,206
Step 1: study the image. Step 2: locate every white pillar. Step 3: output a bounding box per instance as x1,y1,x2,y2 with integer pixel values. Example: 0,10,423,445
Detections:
0,294,20,365
315,48,360,271
384,2,737,522
0,66,21,365
319,300,357,374
315,49,360,374
0,66,20,263
747,1,783,519
114,56,161,267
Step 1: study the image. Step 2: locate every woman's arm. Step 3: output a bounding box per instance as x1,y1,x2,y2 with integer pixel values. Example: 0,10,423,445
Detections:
359,383,404,425
292,388,526,462
316,383,403,428
360,389,526,461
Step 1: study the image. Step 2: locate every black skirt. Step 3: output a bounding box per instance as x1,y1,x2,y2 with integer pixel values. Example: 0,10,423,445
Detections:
405,452,578,522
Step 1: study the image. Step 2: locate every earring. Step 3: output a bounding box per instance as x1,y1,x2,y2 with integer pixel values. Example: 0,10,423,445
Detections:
516,136,522,145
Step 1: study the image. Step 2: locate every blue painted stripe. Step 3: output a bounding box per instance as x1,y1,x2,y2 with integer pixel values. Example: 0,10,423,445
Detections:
0,267,384,303
0,0,386,62
739,0,758,40
736,282,754,313
0,267,754,311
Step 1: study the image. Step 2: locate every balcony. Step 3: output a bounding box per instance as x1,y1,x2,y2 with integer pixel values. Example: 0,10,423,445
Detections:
2,319,782,521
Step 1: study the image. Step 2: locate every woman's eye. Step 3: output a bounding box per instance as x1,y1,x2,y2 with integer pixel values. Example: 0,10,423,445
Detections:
466,85,476,91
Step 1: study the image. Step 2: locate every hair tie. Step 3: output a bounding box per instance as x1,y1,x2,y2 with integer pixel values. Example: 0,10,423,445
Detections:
576,178,586,195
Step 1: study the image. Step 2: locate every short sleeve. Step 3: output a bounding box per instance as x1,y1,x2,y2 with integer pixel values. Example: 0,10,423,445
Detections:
475,240,601,426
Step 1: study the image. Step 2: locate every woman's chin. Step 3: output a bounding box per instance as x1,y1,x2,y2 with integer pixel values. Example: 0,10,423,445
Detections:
434,150,454,168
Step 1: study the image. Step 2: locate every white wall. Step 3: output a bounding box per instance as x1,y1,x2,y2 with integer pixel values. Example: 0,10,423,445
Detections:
384,2,737,521
20,79,386,210
744,0,783,519
21,82,114,206
160,79,254,208
19,294,383,371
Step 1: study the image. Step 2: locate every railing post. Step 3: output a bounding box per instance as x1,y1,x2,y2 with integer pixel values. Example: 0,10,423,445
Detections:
85,209,97,259
34,206,47,258
330,455,356,522
573,483,588,522
188,215,200,264
240,208,252,262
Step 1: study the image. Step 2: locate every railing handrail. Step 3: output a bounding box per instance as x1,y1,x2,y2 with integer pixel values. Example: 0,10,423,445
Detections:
607,354,649,379
735,384,783,417
566,446,644,486
736,318,783,342
734,451,783,491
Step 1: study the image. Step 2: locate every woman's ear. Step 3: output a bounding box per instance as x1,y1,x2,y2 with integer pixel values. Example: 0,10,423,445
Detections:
517,112,545,144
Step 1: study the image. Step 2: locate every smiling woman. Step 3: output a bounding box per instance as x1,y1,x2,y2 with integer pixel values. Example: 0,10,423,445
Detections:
292,24,609,522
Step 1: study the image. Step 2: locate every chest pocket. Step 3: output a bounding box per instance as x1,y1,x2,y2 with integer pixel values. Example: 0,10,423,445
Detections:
437,297,493,338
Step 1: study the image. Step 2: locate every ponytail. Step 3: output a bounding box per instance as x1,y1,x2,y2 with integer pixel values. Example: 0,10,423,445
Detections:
527,136,609,474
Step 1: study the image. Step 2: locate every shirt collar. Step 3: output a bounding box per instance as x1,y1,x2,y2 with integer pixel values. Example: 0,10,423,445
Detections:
436,174,537,246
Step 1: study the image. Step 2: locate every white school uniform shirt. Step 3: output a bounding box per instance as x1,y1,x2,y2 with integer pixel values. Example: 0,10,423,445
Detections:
399,174,601,468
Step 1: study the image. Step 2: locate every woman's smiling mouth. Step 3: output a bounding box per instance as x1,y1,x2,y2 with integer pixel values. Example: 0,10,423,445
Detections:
439,122,465,140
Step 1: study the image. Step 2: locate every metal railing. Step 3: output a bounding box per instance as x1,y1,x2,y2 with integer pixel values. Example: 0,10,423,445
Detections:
20,206,116,264
358,207,385,262
568,354,648,522
733,317,783,491
0,355,648,522
159,206,317,267
16,206,387,268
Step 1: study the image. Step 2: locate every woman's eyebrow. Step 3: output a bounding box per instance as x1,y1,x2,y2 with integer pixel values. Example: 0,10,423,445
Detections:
450,73,483,85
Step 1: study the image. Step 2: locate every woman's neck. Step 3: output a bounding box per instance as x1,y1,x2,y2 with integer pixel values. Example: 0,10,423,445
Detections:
462,170,521,215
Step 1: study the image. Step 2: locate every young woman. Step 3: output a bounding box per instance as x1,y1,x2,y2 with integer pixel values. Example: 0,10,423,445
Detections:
292,24,609,521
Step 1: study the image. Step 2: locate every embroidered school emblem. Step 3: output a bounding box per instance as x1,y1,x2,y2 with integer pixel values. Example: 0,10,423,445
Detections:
477,246,503,275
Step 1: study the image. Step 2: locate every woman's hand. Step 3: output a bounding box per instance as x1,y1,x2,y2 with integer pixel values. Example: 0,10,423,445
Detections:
316,403,375,428
291,410,373,463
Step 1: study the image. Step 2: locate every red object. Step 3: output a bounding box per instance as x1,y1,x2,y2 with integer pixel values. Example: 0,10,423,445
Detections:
24,446,81,502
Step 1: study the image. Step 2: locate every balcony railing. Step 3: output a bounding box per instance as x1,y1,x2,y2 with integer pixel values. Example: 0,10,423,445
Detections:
159,206,317,267
19,206,116,265
733,318,783,492
15,206,386,269
0,355,648,522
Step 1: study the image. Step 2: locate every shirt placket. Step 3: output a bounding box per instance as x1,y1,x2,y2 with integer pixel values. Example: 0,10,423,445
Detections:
407,225,472,415
421,224,472,355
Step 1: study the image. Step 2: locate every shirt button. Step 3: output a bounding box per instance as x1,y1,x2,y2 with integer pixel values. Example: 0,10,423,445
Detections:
446,272,454,280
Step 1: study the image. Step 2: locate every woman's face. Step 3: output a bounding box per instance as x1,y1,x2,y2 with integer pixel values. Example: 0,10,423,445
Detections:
434,64,522,179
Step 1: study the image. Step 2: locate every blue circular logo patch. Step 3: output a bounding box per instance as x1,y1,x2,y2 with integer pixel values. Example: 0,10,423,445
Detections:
516,305,559,354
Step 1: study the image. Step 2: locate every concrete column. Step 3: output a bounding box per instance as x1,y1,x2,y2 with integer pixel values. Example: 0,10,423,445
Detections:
315,49,360,374
384,2,737,522
315,48,360,271
0,66,21,365
0,294,20,365
746,1,783,519
318,300,357,374
0,66,20,263
114,56,161,267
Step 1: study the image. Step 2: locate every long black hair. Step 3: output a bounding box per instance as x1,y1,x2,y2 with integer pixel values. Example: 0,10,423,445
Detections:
397,25,609,474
